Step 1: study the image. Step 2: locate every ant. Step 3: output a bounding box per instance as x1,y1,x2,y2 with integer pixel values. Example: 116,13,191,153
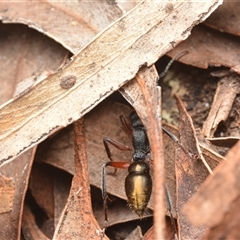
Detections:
102,111,151,221
101,51,189,238
101,110,187,222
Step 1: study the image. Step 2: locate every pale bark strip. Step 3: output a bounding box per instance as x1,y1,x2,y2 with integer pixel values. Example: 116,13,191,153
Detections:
0,1,222,166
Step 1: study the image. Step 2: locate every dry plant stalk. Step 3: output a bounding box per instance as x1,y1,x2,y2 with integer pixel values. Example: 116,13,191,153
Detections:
120,66,165,239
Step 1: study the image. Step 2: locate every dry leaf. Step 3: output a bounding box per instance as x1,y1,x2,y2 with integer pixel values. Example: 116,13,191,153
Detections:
182,140,240,238
205,1,240,36
0,1,222,166
0,23,68,105
0,2,122,53
53,119,106,239
0,175,15,214
202,72,240,137
174,95,210,239
167,24,240,73
0,149,36,240
22,204,50,240
207,136,240,148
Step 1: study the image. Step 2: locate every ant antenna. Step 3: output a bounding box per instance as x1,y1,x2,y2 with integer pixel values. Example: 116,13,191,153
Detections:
157,50,189,83
162,126,191,157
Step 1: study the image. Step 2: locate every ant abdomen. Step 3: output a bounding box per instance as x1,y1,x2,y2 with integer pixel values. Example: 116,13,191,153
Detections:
125,161,152,217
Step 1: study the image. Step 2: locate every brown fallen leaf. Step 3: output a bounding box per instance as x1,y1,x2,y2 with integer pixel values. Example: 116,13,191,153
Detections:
182,139,240,238
202,72,240,137
207,136,240,148
0,2,122,53
28,161,72,235
0,175,15,214
0,1,222,166
196,128,225,168
0,148,36,240
202,193,240,240
22,204,50,240
0,23,68,105
174,95,210,239
205,1,240,36
167,24,240,73
53,118,106,239
125,226,143,240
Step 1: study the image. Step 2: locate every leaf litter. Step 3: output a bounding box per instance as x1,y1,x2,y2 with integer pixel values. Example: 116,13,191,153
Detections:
1,1,240,239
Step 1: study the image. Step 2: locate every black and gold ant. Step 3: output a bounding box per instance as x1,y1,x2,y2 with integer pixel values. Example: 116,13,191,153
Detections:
101,52,189,240
101,110,187,222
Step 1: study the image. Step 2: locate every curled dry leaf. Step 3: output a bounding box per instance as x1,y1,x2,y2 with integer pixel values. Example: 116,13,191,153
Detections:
202,72,240,137
174,95,211,239
196,129,225,167
0,1,123,53
205,1,240,36
182,140,240,238
53,119,106,240
22,204,50,240
167,24,240,73
0,23,68,105
207,136,240,149
0,0,222,166
125,226,143,240
0,148,36,240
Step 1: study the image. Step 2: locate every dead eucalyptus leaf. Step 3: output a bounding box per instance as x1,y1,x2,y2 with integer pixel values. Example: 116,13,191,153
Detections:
174,95,210,240
0,23,67,105
205,1,240,36
182,140,240,238
207,136,240,148
53,119,106,239
0,2,122,53
22,204,50,240
0,175,15,214
167,24,240,73
0,148,36,240
202,72,240,137
0,0,222,166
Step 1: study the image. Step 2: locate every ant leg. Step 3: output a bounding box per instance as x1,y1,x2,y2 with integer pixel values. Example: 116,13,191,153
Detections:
165,185,178,240
119,115,132,135
103,137,132,161
102,161,130,222
162,126,189,156
103,137,132,175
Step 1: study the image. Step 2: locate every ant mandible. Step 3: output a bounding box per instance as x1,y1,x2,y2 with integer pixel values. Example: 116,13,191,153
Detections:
101,110,185,222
